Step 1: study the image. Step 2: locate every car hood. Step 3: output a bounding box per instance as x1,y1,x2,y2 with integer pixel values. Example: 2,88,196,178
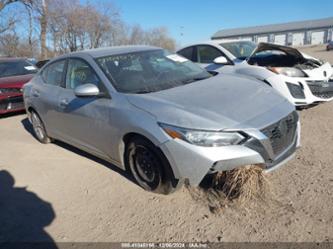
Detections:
0,74,34,88
126,74,294,131
249,42,306,62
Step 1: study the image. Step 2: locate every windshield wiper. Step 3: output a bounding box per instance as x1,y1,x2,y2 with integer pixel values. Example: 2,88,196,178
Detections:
181,76,211,84
135,90,154,94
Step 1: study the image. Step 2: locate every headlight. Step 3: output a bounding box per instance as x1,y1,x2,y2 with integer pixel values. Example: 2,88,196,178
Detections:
269,67,307,77
159,123,246,147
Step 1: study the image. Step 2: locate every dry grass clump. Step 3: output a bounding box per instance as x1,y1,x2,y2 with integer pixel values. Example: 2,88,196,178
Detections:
187,165,270,213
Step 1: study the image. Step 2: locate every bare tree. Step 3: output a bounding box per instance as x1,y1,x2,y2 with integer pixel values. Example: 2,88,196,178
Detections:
0,32,19,56
0,0,177,57
0,0,19,34
145,27,176,51
39,0,47,59
0,0,19,11
48,0,116,52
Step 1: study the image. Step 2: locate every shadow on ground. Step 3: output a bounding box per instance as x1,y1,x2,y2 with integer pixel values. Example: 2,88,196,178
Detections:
0,111,26,119
0,170,57,247
20,117,138,188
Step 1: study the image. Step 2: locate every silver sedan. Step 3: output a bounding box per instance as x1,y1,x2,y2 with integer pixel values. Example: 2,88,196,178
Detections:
23,46,300,194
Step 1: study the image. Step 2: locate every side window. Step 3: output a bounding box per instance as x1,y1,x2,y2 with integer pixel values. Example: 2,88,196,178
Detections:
178,47,194,61
65,59,101,89
197,45,223,64
41,60,65,86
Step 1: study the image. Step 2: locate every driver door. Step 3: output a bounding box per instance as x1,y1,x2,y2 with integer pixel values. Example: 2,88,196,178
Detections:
55,58,113,158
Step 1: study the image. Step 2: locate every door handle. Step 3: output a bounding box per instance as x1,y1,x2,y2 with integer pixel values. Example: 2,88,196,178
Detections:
32,90,40,97
59,99,69,109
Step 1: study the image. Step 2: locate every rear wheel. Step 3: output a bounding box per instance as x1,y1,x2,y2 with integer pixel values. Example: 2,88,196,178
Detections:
125,137,175,194
31,111,52,144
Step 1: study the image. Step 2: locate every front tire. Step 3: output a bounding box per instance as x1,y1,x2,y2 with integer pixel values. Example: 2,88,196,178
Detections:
31,111,52,144
125,137,175,194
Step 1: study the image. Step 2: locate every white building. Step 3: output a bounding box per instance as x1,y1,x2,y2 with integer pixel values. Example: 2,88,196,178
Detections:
212,17,333,46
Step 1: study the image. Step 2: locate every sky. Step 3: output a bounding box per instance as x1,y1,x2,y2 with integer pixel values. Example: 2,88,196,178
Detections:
111,0,333,46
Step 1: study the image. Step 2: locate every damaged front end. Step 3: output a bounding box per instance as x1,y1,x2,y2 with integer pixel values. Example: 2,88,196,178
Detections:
247,42,333,105
247,42,323,69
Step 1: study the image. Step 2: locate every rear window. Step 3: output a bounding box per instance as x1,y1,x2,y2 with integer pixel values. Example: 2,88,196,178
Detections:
0,60,38,78
177,47,195,61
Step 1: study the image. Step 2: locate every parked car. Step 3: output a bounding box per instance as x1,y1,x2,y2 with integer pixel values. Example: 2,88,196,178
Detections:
24,46,300,194
0,58,38,115
327,41,333,51
177,41,333,107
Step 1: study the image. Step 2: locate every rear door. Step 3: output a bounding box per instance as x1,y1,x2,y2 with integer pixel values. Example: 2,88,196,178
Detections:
54,58,113,158
31,59,66,136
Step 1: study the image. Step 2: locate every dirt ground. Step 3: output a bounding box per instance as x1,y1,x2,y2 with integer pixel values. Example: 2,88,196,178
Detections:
0,46,332,243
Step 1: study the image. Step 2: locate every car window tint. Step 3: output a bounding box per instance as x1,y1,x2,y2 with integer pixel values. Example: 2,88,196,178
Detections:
178,47,194,61
42,60,65,86
0,60,37,78
197,45,222,64
65,59,100,89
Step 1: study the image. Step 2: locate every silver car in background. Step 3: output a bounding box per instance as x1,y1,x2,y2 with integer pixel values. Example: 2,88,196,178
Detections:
23,46,300,194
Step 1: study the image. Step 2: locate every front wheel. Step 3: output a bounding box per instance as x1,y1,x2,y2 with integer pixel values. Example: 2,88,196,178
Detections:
125,137,175,194
31,111,52,144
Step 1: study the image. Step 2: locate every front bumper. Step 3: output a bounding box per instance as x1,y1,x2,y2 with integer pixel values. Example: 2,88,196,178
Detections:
305,80,333,100
266,62,333,107
267,76,333,107
0,94,25,115
160,115,300,186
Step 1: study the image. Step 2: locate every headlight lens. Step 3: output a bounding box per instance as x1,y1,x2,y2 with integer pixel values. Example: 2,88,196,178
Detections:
159,123,246,147
269,67,307,77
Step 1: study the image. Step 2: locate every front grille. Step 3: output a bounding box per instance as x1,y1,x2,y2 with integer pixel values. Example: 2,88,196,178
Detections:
286,82,305,99
0,96,24,111
0,88,22,94
261,111,298,157
306,80,333,99
0,102,7,110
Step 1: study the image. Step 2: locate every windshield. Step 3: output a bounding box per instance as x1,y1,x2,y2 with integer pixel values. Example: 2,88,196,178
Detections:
0,60,38,78
220,41,256,60
96,49,211,94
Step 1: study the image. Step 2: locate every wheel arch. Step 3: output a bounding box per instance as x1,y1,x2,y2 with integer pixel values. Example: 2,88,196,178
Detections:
121,132,179,187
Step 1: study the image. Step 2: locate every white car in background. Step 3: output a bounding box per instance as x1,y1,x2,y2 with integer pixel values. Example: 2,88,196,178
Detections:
177,41,333,107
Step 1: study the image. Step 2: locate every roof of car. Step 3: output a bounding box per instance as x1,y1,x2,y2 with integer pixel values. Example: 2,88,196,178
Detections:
60,45,162,59
178,40,255,50
0,57,27,62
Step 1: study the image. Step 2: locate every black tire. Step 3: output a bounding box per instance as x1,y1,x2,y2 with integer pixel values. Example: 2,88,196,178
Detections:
125,136,175,195
30,111,52,144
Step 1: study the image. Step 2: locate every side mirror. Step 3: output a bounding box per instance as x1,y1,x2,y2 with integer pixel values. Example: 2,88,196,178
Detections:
213,56,228,65
74,84,100,97
36,59,49,69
